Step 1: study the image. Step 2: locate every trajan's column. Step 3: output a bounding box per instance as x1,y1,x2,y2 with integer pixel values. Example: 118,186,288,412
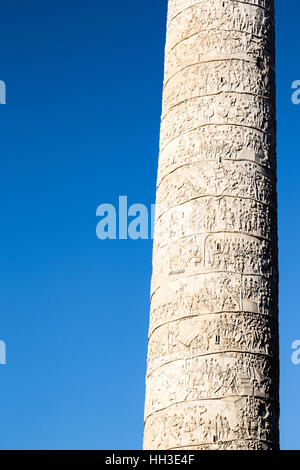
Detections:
144,0,279,450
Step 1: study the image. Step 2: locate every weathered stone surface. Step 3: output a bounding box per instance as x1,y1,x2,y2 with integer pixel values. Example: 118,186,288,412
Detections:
144,397,278,450
144,0,278,450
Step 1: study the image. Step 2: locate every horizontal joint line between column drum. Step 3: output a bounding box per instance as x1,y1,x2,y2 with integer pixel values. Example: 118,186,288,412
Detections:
155,196,276,223
154,232,274,254
155,231,274,250
160,123,271,155
147,311,277,342
150,270,274,300
167,1,270,29
144,395,276,424
162,438,274,450
163,58,263,91
161,91,270,124
157,163,276,191
167,29,266,54
146,350,275,378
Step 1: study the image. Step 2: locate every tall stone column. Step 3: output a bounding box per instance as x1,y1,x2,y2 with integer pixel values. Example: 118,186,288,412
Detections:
144,0,279,450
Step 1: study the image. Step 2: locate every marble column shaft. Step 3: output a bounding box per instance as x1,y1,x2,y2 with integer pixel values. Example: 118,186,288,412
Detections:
144,0,279,450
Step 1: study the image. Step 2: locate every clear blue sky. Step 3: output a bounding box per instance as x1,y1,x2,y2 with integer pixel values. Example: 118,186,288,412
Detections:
0,0,298,450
